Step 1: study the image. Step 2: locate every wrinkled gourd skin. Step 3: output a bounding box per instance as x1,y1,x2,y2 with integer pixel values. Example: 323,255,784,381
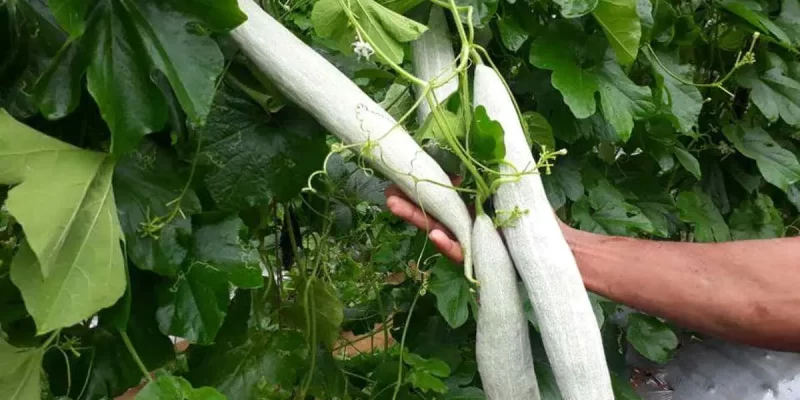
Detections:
473,214,541,400
229,0,473,275
473,64,614,400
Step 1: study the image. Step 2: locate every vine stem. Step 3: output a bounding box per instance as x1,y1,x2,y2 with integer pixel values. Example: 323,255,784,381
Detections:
120,330,154,383
391,289,421,400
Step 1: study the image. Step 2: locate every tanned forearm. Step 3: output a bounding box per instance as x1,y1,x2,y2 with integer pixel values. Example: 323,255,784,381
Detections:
562,225,800,352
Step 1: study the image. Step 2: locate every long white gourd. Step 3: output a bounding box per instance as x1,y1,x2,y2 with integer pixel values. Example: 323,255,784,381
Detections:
473,65,613,400
229,0,473,273
411,6,459,123
472,214,541,400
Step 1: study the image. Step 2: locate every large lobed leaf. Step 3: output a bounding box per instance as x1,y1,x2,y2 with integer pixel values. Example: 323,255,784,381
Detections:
0,110,125,333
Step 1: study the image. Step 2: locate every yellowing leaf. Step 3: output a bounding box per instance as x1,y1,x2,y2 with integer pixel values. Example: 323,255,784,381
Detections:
0,338,44,400
0,110,124,333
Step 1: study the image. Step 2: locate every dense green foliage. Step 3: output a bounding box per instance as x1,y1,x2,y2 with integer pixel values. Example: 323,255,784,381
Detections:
0,0,798,398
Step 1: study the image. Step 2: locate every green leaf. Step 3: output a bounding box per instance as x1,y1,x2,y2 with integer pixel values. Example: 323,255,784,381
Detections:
136,372,226,400
593,0,642,65
455,0,499,27
417,108,466,145
379,82,415,120
530,25,599,118
776,0,800,47
673,147,701,179
596,55,655,141
194,83,328,209
285,278,345,350
323,154,390,205
534,362,563,400
441,386,486,400
722,125,800,191
737,65,800,126
311,0,428,64
645,49,703,133
551,0,598,18
156,263,231,345
729,193,784,240
574,179,654,235
34,44,85,120
497,14,529,52
470,105,506,162
0,338,44,400
523,111,556,150
721,0,792,46
0,111,125,333
404,353,451,377
427,258,471,329
188,308,308,400
408,370,448,393
626,313,678,363
636,0,654,43
170,0,247,32
542,157,584,209
676,189,731,242
113,140,200,277
81,0,225,156
651,0,677,44
192,216,263,288
47,0,90,36
611,372,642,399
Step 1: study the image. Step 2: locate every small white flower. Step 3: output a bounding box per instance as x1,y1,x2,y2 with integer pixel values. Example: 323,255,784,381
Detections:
352,38,374,61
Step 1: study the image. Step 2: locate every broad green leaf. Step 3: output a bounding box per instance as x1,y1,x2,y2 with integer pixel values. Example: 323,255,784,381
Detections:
530,26,599,118
192,216,263,288
596,56,655,141
497,14,529,51
534,362,563,400
729,193,784,240
417,108,466,145
408,370,448,393
611,372,642,399
637,0,654,43
34,44,84,120
404,353,451,377
47,0,90,36
0,338,44,400
651,0,677,44
137,372,226,400
470,105,506,162
573,179,654,235
379,82,415,120
676,189,731,242
113,140,200,277
673,147,701,179
645,49,703,133
188,306,308,400
722,125,800,191
737,65,800,126
721,0,792,46
776,0,800,46
789,184,800,212
551,0,598,18
593,0,642,65
626,313,678,363
323,154,390,205
455,0,499,27
441,386,486,399
170,0,247,32
285,278,345,350
0,111,125,333
78,0,225,156
194,83,328,209
542,157,584,209
523,111,556,150
156,263,230,345
311,0,427,64
427,258,471,329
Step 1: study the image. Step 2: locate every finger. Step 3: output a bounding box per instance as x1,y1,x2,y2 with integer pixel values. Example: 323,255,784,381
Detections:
429,229,464,263
387,193,450,234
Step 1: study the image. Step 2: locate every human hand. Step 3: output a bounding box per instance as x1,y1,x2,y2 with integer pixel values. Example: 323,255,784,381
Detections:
384,177,465,263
